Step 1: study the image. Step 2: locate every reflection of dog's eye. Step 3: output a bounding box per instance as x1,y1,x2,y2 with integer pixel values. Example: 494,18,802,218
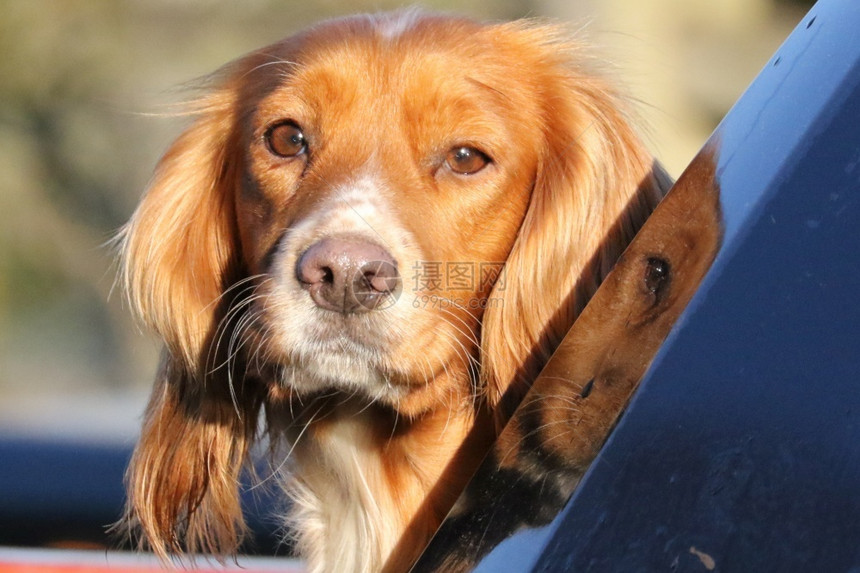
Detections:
446,146,491,174
266,121,307,158
644,257,670,299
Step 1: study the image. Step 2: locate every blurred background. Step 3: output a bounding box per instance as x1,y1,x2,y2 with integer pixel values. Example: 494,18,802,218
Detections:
0,0,811,553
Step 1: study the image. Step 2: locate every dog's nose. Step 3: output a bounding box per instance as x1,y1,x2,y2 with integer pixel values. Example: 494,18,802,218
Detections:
296,236,400,313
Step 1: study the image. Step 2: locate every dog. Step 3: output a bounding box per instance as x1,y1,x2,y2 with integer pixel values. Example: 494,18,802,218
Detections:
117,10,669,572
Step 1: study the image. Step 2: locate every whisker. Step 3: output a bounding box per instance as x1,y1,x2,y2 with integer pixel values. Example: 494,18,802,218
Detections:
434,303,483,346
202,274,268,315
204,277,268,376
224,309,268,419
250,400,327,492
208,292,271,375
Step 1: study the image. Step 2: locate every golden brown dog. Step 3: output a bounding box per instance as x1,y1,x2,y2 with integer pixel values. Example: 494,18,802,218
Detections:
118,10,668,572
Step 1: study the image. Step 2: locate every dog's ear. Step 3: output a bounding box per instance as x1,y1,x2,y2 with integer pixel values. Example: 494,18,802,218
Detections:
116,62,264,558
119,85,242,373
119,357,262,558
480,23,672,430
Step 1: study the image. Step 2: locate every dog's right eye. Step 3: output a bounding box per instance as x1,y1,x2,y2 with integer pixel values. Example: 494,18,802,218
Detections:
265,121,307,158
445,146,491,175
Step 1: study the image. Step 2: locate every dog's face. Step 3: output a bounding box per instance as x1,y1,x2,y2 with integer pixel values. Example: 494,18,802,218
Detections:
122,12,664,421
234,17,540,412
120,12,667,562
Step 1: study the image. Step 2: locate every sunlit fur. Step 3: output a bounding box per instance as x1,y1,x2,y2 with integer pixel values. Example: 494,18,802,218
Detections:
118,11,669,573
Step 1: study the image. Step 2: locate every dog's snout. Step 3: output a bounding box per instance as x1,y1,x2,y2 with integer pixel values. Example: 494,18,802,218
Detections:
296,236,400,313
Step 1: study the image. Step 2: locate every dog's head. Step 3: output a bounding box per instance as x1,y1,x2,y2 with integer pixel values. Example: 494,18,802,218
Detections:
119,11,667,557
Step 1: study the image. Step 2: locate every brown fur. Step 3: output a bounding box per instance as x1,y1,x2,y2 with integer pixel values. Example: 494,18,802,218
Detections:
118,11,669,572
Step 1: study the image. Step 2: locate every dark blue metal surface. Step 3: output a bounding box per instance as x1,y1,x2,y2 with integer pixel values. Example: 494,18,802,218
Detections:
0,439,130,547
528,0,860,570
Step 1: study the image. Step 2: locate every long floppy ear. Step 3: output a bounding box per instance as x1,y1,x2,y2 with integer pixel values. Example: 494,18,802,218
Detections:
116,69,263,558
481,23,672,429
119,357,262,558
119,87,241,371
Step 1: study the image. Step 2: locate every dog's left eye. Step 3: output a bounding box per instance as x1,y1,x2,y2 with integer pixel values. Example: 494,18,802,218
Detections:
265,121,307,158
446,146,491,175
